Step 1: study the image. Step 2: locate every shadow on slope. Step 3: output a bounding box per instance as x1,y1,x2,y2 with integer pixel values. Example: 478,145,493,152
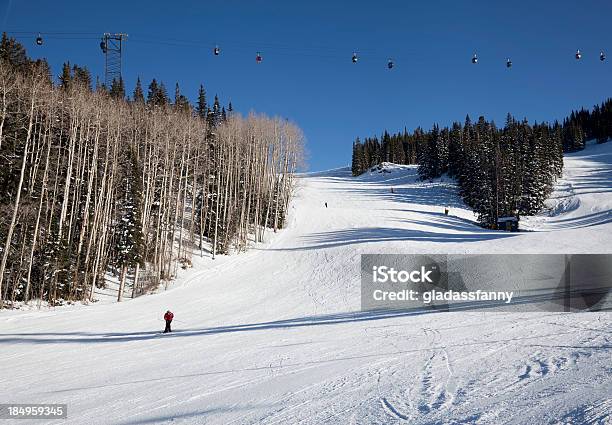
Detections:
3,287,606,346
259,226,514,252
326,184,467,210
538,143,612,229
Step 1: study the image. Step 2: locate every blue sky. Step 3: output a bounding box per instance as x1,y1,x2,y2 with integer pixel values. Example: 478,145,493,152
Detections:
2,0,612,170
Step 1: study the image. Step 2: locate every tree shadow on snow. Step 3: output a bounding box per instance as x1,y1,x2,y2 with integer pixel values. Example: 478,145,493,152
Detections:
2,288,607,347
258,226,515,252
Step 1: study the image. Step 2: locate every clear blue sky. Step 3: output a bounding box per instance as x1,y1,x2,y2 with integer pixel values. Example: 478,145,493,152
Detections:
2,0,611,170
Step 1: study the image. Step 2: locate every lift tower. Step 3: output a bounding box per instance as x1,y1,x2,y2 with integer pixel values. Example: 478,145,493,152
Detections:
100,33,127,87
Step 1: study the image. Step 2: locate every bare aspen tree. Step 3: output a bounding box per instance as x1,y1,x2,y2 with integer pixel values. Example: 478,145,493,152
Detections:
0,57,303,308
0,69,43,307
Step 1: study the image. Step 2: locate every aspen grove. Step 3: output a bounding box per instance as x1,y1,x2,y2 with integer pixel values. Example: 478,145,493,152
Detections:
0,50,304,308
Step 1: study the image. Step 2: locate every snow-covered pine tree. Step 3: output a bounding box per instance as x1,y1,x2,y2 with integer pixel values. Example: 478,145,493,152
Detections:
114,148,144,301
208,95,221,128
437,127,450,175
470,117,496,227
417,124,441,180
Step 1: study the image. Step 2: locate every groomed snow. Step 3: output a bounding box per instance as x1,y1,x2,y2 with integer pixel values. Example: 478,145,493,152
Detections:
1,142,611,424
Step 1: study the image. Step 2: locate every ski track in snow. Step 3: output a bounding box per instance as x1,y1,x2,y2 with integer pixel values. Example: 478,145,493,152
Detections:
1,143,612,424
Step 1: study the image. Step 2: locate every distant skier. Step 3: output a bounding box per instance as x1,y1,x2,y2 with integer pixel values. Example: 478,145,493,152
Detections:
163,310,174,333
325,202,328,208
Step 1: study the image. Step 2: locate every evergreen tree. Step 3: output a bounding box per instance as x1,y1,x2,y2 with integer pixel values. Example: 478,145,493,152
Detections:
196,84,207,120
417,125,441,180
0,33,28,69
133,77,145,103
173,82,190,113
447,122,463,177
95,76,105,93
208,95,221,127
351,138,367,176
157,82,169,106
114,148,144,299
72,65,91,91
389,134,405,164
109,77,125,100
59,62,71,90
437,127,450,174
147,79,168,106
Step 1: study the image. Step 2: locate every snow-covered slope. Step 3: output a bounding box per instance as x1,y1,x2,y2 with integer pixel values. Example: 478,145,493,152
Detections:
522,140,612,231
1,143,611,424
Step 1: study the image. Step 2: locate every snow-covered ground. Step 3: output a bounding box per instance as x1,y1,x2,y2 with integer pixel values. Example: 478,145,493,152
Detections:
1,142,611,424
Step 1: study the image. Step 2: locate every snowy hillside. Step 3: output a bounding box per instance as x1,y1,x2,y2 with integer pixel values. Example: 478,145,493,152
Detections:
522,140,612,231
1,142,611,424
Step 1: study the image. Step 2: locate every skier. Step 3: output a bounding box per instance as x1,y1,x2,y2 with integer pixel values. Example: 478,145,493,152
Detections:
163,310,174,333
325,202,328,208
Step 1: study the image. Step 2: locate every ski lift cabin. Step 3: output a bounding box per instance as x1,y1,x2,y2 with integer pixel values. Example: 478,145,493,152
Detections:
497,216,519,232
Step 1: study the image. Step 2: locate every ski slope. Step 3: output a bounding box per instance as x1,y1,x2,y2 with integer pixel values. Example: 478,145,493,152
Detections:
1,142,611,424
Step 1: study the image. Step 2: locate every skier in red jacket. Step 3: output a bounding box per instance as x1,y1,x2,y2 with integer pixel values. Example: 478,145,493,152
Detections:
163,310,174,333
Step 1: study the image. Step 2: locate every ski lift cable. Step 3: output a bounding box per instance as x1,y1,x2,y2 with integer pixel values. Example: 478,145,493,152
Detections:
6,31,101,35
7,30,403,57
5,31,607,66
127,38,344,60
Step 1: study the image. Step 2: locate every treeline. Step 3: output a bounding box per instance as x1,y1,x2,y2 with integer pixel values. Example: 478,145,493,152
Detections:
0,34,304,308
419,116,563,226
352,99,612,176
351,130,419,175
351,100,612,228
562,98,612,150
